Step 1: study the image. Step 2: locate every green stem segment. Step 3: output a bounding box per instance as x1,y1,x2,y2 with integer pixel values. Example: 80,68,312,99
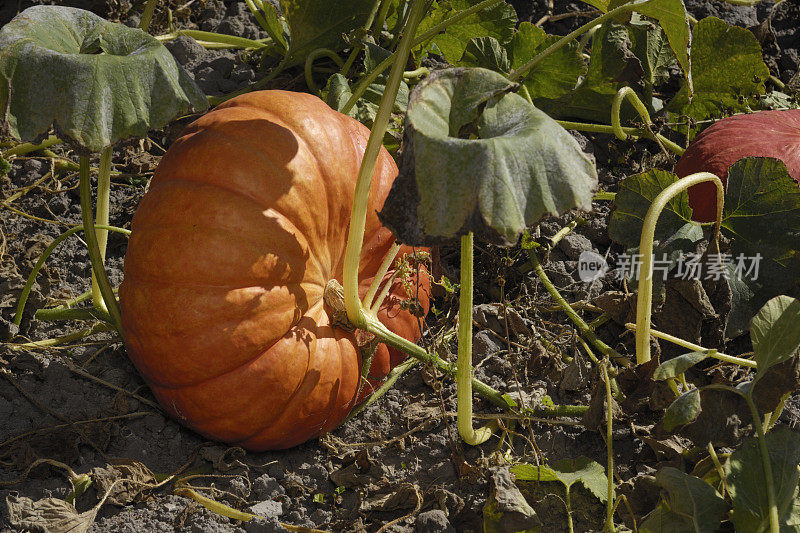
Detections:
91,147,113,313
139,0,158,32
743,392,780,533
343,0,427,327
79,156,123,331
635,172,724,364
305,49,345,94
527,247,629,367
457,232,494,445
557,120,685,156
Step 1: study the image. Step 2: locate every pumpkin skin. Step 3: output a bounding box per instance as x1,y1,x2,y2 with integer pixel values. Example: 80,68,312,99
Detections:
119,90,430,451
675,109,800,222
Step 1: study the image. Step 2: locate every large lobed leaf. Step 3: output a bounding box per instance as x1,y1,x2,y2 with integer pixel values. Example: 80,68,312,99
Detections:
640,467,728,533
378,68,598,247
0,6,207,153
667,17,769,126
279,0,374,65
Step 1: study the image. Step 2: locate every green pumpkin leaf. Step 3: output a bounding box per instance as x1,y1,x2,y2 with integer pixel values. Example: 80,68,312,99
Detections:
378,68,598,246
721,157,800,337
629,19,677,88
750,295,800,384
640,467,728,533
510,22,584,105
662,388,701,432
459,36,510,73
653,351,710,381
726,427,800,532
416,0,516,64
512,456,608,503
632,0,689,82
722,158,800,259
554,21,645,122
279,0,373,65
0,6,207,153
667,17,769,126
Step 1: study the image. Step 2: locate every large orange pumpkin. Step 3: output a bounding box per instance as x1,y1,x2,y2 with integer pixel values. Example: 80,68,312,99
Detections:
119,90,430,450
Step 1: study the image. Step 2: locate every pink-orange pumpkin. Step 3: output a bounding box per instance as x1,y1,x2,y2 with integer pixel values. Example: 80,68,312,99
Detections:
119,91,429,450
675,109,800,222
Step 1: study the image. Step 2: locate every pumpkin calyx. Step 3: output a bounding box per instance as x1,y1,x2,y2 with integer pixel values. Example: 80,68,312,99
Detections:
324,279,355,332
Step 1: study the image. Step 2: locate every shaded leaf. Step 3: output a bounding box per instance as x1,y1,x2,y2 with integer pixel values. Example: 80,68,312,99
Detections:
512,456,608,503
553,20,644,122
510,22,584,104
726,427,800,532
416,0,516,64
662,388,701,432
667,17,769,126
379,68,597,246
640,467,727,533
750,295,800,383
279,0,372,65
0,6,207,153
459,36,510,72
653,351,709,381
629,19,677,87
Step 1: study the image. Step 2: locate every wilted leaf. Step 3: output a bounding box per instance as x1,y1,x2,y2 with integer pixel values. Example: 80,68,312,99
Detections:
0,6,207,153
510,22,584,105
416,0,516,64
653,351,709,381
279,0,372,65
92,459,157,506
726,427,800,532
512,456,608,503
7,494,99,533
662,388,701,432
379,68,597,246
640,467,728,533
667,17,769,126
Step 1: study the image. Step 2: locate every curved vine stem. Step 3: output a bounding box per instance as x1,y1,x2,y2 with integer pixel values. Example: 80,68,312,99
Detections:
91,147,113,314
611,87,652,141
304,48,345,94
457,232,494,445
635,172,724,364
557,120,685,156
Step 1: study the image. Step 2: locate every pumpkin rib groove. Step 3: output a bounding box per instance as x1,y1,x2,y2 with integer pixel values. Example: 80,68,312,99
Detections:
124,221,326,287
143,177,331,279
147,300,343,392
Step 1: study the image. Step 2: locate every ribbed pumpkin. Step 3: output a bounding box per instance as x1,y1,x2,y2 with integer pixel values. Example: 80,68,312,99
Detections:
676,109,800,222
119,90,430,450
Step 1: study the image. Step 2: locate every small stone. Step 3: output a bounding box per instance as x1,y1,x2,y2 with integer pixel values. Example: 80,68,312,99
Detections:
165,35,206,66
483,467,541,533
416,509,455,533
558,232,594,261
250,500,283,518
473,330,504,359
